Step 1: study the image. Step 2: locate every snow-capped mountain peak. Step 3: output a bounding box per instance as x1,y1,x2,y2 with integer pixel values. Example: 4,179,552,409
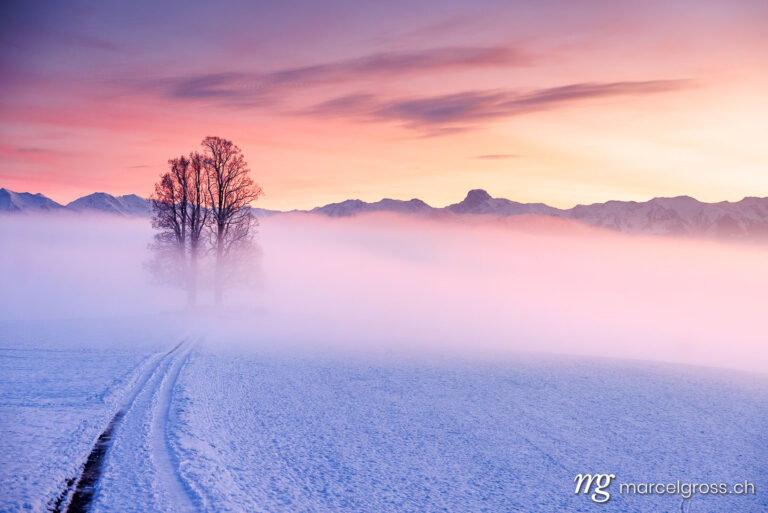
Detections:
0,188,64,212
4,186,768,240
66,192,151,216
311,197,433,217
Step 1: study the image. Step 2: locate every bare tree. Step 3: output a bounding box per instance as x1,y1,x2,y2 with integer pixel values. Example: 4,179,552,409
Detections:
149,157,189,293
186,151,210,306
149,154,209,308
201,136,263,306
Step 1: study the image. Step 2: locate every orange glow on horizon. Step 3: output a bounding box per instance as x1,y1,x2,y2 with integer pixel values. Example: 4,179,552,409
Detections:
1,1,767,209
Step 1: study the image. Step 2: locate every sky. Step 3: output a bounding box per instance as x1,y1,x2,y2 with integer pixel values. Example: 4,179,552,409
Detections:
1,0,767,210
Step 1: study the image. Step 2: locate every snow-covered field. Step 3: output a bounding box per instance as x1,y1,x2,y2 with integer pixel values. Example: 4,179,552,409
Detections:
171,348,767,513
1,214,767,512
1,318,766,512
0,318,176,512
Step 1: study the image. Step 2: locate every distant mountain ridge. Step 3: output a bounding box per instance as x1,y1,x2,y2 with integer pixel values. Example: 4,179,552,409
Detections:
66,192,152,216
447,189,560,217
312,197,433,217
3,187,768,240
454,189,768,239
0,188,283,218
0,188,65,212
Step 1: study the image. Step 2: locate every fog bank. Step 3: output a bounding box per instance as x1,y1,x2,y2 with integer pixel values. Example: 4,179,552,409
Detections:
1,212,767,373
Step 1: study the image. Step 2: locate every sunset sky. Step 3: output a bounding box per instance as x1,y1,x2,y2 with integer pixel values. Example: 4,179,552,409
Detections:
1,0,767,210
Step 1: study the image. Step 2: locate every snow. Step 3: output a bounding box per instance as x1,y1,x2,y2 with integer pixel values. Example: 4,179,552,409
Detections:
1,213,767,512
66,193,151,217
168,350,768,513
0,188,64,212
2,318,766,512
6,186,768,239
0,318,168,512
90,342,197,513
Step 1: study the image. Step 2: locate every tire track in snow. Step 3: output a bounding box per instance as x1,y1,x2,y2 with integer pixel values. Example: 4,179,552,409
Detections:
149,345,197,512
62,341,188,513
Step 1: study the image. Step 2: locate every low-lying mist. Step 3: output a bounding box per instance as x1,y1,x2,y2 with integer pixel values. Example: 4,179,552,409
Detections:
1,212,766,373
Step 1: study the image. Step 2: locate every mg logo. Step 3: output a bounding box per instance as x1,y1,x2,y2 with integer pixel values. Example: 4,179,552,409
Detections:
574,473,616,503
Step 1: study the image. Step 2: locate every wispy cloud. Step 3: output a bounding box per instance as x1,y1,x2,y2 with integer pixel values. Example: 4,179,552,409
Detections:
0,144,55,164
144,46,529,102
305,94,378,116
306,80,695,134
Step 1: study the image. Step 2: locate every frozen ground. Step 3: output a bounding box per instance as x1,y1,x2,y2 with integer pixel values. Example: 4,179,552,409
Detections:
1,319,766,513
0,317,178,512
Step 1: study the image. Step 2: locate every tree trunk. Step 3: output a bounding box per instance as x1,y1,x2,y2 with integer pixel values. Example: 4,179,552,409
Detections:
214,226,224,308
187,243,198,310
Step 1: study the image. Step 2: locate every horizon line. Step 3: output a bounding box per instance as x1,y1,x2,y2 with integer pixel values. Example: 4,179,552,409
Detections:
3,186,768,212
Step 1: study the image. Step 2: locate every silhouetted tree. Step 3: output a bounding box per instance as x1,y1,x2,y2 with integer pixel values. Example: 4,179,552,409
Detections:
201,136,263,306
186,151,209,306
149,153,210,308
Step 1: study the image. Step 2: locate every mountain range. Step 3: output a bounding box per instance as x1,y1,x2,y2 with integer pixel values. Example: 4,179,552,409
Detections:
0,188,151,216
3,187,768,240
